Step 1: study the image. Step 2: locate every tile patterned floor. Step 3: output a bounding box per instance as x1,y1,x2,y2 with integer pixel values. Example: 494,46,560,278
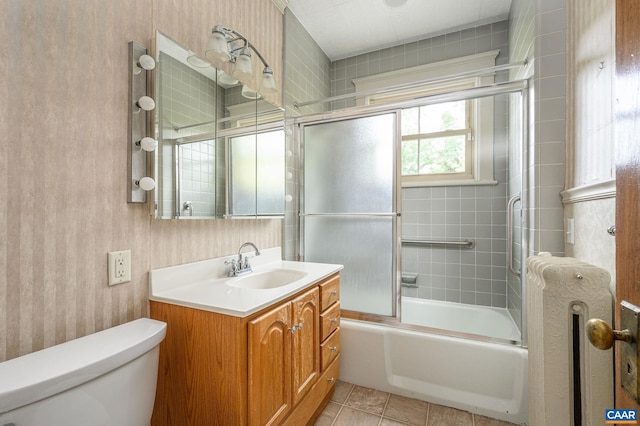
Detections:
315,381,517,426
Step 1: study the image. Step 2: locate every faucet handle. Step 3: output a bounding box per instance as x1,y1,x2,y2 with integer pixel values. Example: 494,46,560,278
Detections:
241,254,254,269
224,258,238,276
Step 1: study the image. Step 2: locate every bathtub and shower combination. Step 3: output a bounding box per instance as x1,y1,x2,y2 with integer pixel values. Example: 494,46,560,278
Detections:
292,72,530,424
340,299,528,424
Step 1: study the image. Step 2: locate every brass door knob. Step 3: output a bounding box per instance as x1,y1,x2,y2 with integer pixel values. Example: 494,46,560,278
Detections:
586,318,634,350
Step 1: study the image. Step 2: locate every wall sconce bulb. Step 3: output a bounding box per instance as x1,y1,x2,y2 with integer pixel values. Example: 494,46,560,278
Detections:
135,177,156,191
136,96,156,111
134,54,156,75
137,137,158,152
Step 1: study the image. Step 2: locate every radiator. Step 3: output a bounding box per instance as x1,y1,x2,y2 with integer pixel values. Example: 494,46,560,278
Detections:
527,253,613,426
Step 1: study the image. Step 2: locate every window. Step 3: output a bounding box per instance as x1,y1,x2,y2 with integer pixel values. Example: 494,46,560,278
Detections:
353,51,499,187
401,99,473,183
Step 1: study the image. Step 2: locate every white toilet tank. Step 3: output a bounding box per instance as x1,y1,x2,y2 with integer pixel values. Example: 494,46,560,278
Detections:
0,318,166,426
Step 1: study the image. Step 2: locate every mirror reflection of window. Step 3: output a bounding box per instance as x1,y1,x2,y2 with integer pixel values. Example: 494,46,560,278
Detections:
229,129,285,216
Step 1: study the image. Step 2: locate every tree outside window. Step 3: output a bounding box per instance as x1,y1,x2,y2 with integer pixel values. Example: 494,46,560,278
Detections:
401,100,472,180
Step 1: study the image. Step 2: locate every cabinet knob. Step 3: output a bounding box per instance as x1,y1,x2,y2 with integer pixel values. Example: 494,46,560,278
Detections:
328,377,335,384
331,318,339,324
331,346,338,352
297,322,303,330
331,290,337,296
289,325,297,334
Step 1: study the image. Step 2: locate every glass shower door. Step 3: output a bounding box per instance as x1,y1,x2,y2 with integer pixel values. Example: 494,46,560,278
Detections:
301,113,398,316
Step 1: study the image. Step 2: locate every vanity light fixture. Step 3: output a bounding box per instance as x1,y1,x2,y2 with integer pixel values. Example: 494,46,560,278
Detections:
128,41,156,203
204,25,277,94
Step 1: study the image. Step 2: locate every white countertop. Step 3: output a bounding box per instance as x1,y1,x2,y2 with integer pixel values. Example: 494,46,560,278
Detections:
149,247,343,317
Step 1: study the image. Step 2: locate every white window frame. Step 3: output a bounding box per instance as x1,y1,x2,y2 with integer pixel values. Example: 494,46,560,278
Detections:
352,50,499,187
400,81,474,183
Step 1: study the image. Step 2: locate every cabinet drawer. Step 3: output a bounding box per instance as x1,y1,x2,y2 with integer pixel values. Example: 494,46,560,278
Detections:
319,275,340,311
318,354,340,398
320,328,340,371
320,302,340,341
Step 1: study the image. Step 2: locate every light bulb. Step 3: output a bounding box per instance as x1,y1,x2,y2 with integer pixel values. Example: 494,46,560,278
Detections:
134,54,156,75
136,96,155,111
260,67,277,94
137,137,158,152
135,177,156,191
205,29,231,63
138,54,156,70
232,47,253,79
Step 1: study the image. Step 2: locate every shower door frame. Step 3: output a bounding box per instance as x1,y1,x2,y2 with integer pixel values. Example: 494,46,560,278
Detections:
297,109,403,319
293,79,530,346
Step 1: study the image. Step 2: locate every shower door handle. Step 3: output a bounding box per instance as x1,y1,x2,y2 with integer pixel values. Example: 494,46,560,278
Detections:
586,300,640,403
507,194,521,277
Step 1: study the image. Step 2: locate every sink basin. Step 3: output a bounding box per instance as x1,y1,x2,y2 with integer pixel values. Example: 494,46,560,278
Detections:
227,269,308,290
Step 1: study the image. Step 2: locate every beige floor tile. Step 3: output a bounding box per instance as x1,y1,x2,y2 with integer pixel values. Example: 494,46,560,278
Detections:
329,382,512,426
473,414,517,426
332,380,355,404
427,403,474,426
315,401,343,425
380,417,411,426
334,406,383,425
383,394,429,425
345,385,390,415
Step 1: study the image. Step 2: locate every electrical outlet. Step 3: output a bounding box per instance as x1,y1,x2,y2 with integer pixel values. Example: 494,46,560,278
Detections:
108,250,131,286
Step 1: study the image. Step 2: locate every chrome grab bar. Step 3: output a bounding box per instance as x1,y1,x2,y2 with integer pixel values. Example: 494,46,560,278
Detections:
401,239,475,249
507,194,522,276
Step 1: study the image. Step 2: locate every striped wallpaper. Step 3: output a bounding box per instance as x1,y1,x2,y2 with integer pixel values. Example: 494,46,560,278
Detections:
0,0,284,362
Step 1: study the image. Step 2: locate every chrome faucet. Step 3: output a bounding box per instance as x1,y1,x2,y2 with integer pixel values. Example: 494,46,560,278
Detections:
225,242,261,277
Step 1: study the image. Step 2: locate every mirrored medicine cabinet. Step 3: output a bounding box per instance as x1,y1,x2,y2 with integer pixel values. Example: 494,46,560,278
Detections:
152,32,285,219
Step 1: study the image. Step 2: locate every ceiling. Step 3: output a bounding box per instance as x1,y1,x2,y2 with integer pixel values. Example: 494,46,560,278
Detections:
287,0,513,61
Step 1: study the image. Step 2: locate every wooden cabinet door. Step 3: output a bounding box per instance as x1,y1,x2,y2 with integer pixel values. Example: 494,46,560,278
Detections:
291,287,320,404
248,302,292,426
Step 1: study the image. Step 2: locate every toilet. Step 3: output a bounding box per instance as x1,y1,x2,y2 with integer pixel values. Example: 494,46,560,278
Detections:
0,318,166,426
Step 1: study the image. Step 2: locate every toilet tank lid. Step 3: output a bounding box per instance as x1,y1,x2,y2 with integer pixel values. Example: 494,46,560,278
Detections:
0,318,167,415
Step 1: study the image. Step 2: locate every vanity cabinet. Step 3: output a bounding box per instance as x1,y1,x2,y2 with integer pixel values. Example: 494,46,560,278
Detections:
248,287,319,425
150,273,340,426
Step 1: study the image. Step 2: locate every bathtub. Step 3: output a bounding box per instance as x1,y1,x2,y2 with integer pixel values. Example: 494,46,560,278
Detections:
339,316,528,425
401,296,522,342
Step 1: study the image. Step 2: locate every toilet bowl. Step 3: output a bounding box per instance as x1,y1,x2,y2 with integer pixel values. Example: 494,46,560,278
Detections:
0,318,166,426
